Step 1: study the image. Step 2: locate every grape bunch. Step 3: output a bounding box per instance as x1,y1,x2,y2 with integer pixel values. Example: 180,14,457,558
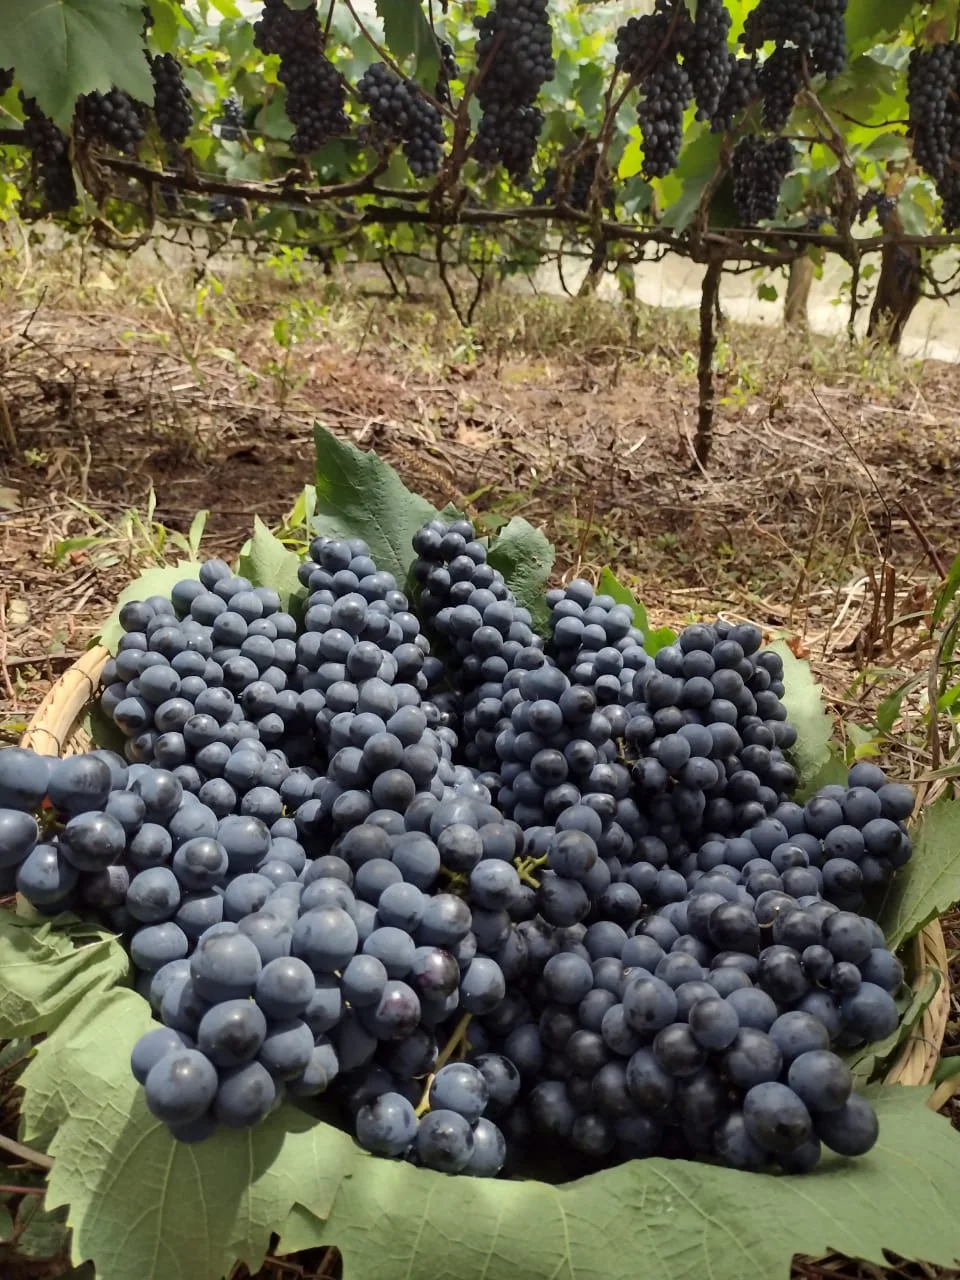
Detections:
906,42,960,226
709,54,758,132
76,88,147,153
0,509,919,1176
472,0,555,181
858,191,897,229
253,0,348,154
731,135,794,224
682,0,733,123
758,44,802,132
534,147,612,214
356,63,445,179
636,58,693,179
150,54,193,146
615,0,685,80
19,94,78,213
219,95,244,142
741,0,848,80
435,39,460,108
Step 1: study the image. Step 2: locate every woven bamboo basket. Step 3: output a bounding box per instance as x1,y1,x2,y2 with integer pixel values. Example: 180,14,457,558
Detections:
20,645,953,1096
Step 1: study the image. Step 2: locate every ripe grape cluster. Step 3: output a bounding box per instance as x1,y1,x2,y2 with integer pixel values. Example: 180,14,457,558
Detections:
472,0,555,181
19,94,78,212
77,88,147,153
709,55,758,132
534,148,611,213
253,0,348,154
681,0,733,124
758,44,802,132
907,43,960,230
150,54,193,146
0,513,917,1176
356,63,445,179
435,39,460,108
742,0,848,80
219,95,244,142
731,135,794,224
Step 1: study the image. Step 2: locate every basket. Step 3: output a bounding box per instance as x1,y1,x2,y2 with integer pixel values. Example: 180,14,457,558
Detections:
20,646,952,1095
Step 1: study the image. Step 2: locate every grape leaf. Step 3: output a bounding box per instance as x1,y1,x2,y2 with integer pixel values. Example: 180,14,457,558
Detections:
846,0,918,53
879,796,960,950
237,516,305,615
14,1197,70,1260
311,422,438,593
21,981,960,1280
374,0,440,93
0,1203,12,1243
486,518,554,636
768,641,835,791
280,1086,960,1280
0,909,128,1040
20,986,359,1280
2,0,155,128
596,567,676,655
97,561,202,655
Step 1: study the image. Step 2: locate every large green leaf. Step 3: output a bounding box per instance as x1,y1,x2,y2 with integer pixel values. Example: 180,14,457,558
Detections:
20,980,960,1280
768,642,835,791
596,567,676,655
97,561,202,655
374,0,440,93
0,909,128,1040
280,1086,960,1280
311,423,438,593
20,986,359,1280
487,517,554,637
1,0,155,127
238,516,305,615
846,0,918,54
880,796,960,950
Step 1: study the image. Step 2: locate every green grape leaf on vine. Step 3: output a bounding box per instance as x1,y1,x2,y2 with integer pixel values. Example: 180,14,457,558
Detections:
846,0,920,54
768,640,836,792
3,0,155,128
486,517,555,636
374,0,440,95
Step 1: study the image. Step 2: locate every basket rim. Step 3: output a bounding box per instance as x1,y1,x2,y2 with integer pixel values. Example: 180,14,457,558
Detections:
19,646,953,1094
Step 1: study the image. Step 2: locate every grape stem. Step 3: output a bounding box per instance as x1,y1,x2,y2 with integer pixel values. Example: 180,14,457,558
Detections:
413,1011,474,1116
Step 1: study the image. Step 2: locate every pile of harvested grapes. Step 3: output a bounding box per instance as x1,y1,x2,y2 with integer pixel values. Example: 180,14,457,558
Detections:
0,508,917,1182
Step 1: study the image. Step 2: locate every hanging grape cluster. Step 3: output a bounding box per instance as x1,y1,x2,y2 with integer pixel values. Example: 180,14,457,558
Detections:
731,135,794,224
77,88,147,153
19,93,78,212
357,63,445,179
534,143,614,214
435,39,460,108
742,0,847,135
709,55,758,132
907,42,960,230
472,0,555,181
150,54,193,146
253,0,348,153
